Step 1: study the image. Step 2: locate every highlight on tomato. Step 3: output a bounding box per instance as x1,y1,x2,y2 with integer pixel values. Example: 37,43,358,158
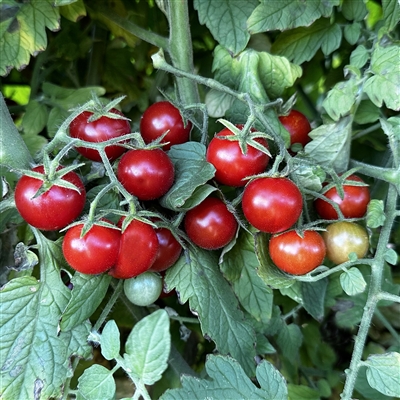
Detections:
14,165,86,231
242,177,303,233
269,230,326,275
184,197,238,250
69,108,131,161
62,222,121,275
140,101,192,150
314,174,370,220
206,125,270,187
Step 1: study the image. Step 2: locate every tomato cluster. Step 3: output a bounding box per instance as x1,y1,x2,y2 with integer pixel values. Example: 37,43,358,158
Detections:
14,102,372,306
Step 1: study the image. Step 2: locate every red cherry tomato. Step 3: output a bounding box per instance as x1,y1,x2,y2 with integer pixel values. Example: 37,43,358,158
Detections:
62,222,121,275
269,230,326,275
14,165,86,231
279,110,311,150
206,126,270,187
69,108,131,161
242,177,303,233
150,226,182,272
117,148,174,201
314,175,370,220
109,219,159,279
184,197,238,250
140,101,192,150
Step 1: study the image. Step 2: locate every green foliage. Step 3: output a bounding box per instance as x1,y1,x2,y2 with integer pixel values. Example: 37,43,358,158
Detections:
161,354,288,400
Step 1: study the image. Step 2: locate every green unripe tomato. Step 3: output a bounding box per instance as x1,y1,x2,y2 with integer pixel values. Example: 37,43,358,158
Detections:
123,272,163,306
322,221,369,265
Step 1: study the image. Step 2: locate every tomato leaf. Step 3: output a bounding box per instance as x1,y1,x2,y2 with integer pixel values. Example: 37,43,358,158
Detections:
304,116,352,173
123,309,170,385
350,45,370,69
165,248,257,377
322,77,359,121
100,320,121,361
0,232,91,399
194,0,258,55
382,0,400,31
364,352,400,398
384,248,398,266
364,45,400,111
60,273,112,331
366,199,386,228
221,230,273,323
340,267,367,296
341,0,368,21
161,142,216,211
76,364,116,400
213,46,302,100
271,19,342,65
247,0,339,33
301,278,328,321
0,0,60,76
160,354,288,400
21,100,48,135
287,384,320,400
275,323,303,361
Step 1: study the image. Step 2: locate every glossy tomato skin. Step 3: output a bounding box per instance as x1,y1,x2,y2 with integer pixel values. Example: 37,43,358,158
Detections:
242,177,303,233
184,197,238,250
140,101,192,150
124,272,163,306
314,175,370,220
117,149,174,201
206,126,270,187
150,226,182,272
69,108,131,161
14,165,86,231
279,109,311,149
322,221,369,265
269,230,326,275
109,219,159,279
62,223,121,274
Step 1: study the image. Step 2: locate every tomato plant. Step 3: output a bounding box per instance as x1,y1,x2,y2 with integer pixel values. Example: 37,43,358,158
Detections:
14,165,86,231
269,230,326,275
140,101,192,150
109,218,159,279
278,109,311,150
206,125,270,187
322,221,369,265
184,197,238,249
150,225,182,272
314,175,371,220
242,177,303,233
62,222,121,275
123,272,163,306
69,108,131,161
117,148,174,200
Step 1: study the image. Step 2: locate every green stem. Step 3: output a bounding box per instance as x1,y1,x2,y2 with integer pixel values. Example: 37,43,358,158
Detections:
167,0,200,105
341,183,398,400
93,279,124,332
374,308,400,343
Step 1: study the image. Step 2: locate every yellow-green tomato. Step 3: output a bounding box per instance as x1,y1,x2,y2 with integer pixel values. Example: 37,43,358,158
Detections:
322,221,369,265
123,272,163,306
